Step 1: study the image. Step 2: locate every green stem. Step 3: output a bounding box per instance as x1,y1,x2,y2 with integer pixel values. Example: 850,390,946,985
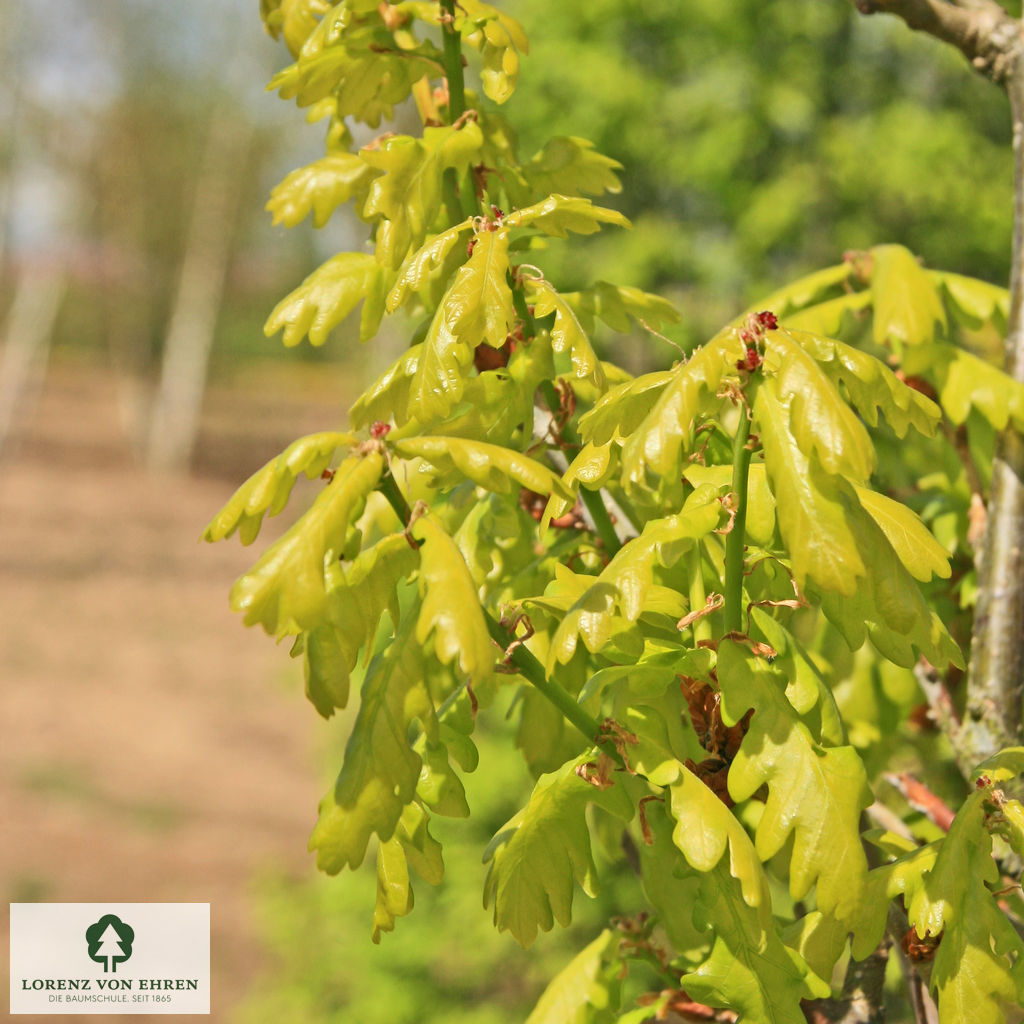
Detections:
688,548,712,645
723,402,752,635
378,469,414,527
537,378,622,556
376,461,616,756
511,279,538,339
484,613,611,750
440,0,466,120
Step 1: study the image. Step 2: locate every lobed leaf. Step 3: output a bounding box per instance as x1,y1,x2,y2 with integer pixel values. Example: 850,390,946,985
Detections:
524,930,622,1024
457,0,530,104
579,371,673,446
385,220,473,312
853,485,951,583
754,379,866,595
783,327,939,438
395,435,573,501
483,753,634,947
718,641,872,924
744,262,852,320
932,269,1009,331
299,533,419,718
908,793,1024,1024
203,431,356,545
362,123,484,268
264,251,387,346
870,243,947,351
260,0,331,57
309,609,438,873
527,279,607,388
351,344,422,429
409,227,515,421
522,136,622,199
228,452,385,636
508,194,630,238
544,487,723,668
620,331,744,491
266,152,377,228
569,281,682,335
764,327,875,482
411,513,494,685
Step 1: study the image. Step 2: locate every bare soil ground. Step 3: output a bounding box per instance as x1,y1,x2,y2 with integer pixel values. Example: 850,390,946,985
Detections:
2,360,352,1022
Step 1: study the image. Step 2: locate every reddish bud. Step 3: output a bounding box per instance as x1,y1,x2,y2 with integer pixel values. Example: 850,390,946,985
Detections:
369,421,392,439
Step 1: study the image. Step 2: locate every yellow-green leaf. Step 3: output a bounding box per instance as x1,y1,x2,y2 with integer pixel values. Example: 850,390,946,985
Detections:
522,136,622,198
264,252,387,346
386,220,473,312
411,513,494,684
228,452,384,636
266,152,377,228
203,431,355,545
853,485,951,583
508,194,630,238
395,436,573,501
527,279,606,389
870,244,946,350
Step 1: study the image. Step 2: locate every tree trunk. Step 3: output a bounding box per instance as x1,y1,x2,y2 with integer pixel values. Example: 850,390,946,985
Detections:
145,107,252,474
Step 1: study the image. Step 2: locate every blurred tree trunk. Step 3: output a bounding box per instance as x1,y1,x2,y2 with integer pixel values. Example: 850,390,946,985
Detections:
145,104,252,473
0,259,68,457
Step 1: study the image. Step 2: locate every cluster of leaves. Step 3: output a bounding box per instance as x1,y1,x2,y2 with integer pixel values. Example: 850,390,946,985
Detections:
210,3,1024,1021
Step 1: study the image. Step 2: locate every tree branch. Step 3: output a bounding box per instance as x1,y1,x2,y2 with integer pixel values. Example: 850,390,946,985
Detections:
849,0,1023,82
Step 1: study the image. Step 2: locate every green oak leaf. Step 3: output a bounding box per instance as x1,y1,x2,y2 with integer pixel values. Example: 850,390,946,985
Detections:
526,279,607,389
266,152,377,228
411,513,494,685
908,793,1024,1024
309,609,439,873
524,930,622,1024
409,227,515,421
718,640,872,925
522,136,622,198
296,533,419,718
264,252,387,346
870,243,947,351
483,753,634,947
203,431,355,545
509,194,630,238
395,435,573,500
228,452,384,636
362,123,484,268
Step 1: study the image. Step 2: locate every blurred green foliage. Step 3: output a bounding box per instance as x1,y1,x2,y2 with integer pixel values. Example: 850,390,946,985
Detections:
501,0,1014,348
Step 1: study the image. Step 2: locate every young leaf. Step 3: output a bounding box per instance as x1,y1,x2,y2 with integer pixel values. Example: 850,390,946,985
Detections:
783,327,939,438
522,136,623,199
764,327,875,482
578,371,674,446
908,793,1024,1024
203,431,356,545
508,194,630,238
351,344,423,429
309,609,438,873
619,330,743,490
386,220,474,312
228,452,385,636
526,279,607,388
524,930,622,1024
260,0,331,57
483,753,634,947
409,228,515,421
300,533,420,718
932,269,1009,331
411,513,494,685
457,0,530,105
870,243,947,350
853,485,952,583
754,379,866,595
717,640,872,925
395,436,574,501
371,835,413,943
264,252,387,346
266,152,377,228
745,262,852,320
569,281,682,335
362,123,485,268
545,488,723,667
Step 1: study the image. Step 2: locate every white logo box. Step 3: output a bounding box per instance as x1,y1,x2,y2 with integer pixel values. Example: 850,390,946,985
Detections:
10,903,210,1015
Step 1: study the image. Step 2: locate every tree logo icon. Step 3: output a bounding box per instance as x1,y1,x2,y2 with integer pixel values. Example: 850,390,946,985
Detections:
85,914,134,973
